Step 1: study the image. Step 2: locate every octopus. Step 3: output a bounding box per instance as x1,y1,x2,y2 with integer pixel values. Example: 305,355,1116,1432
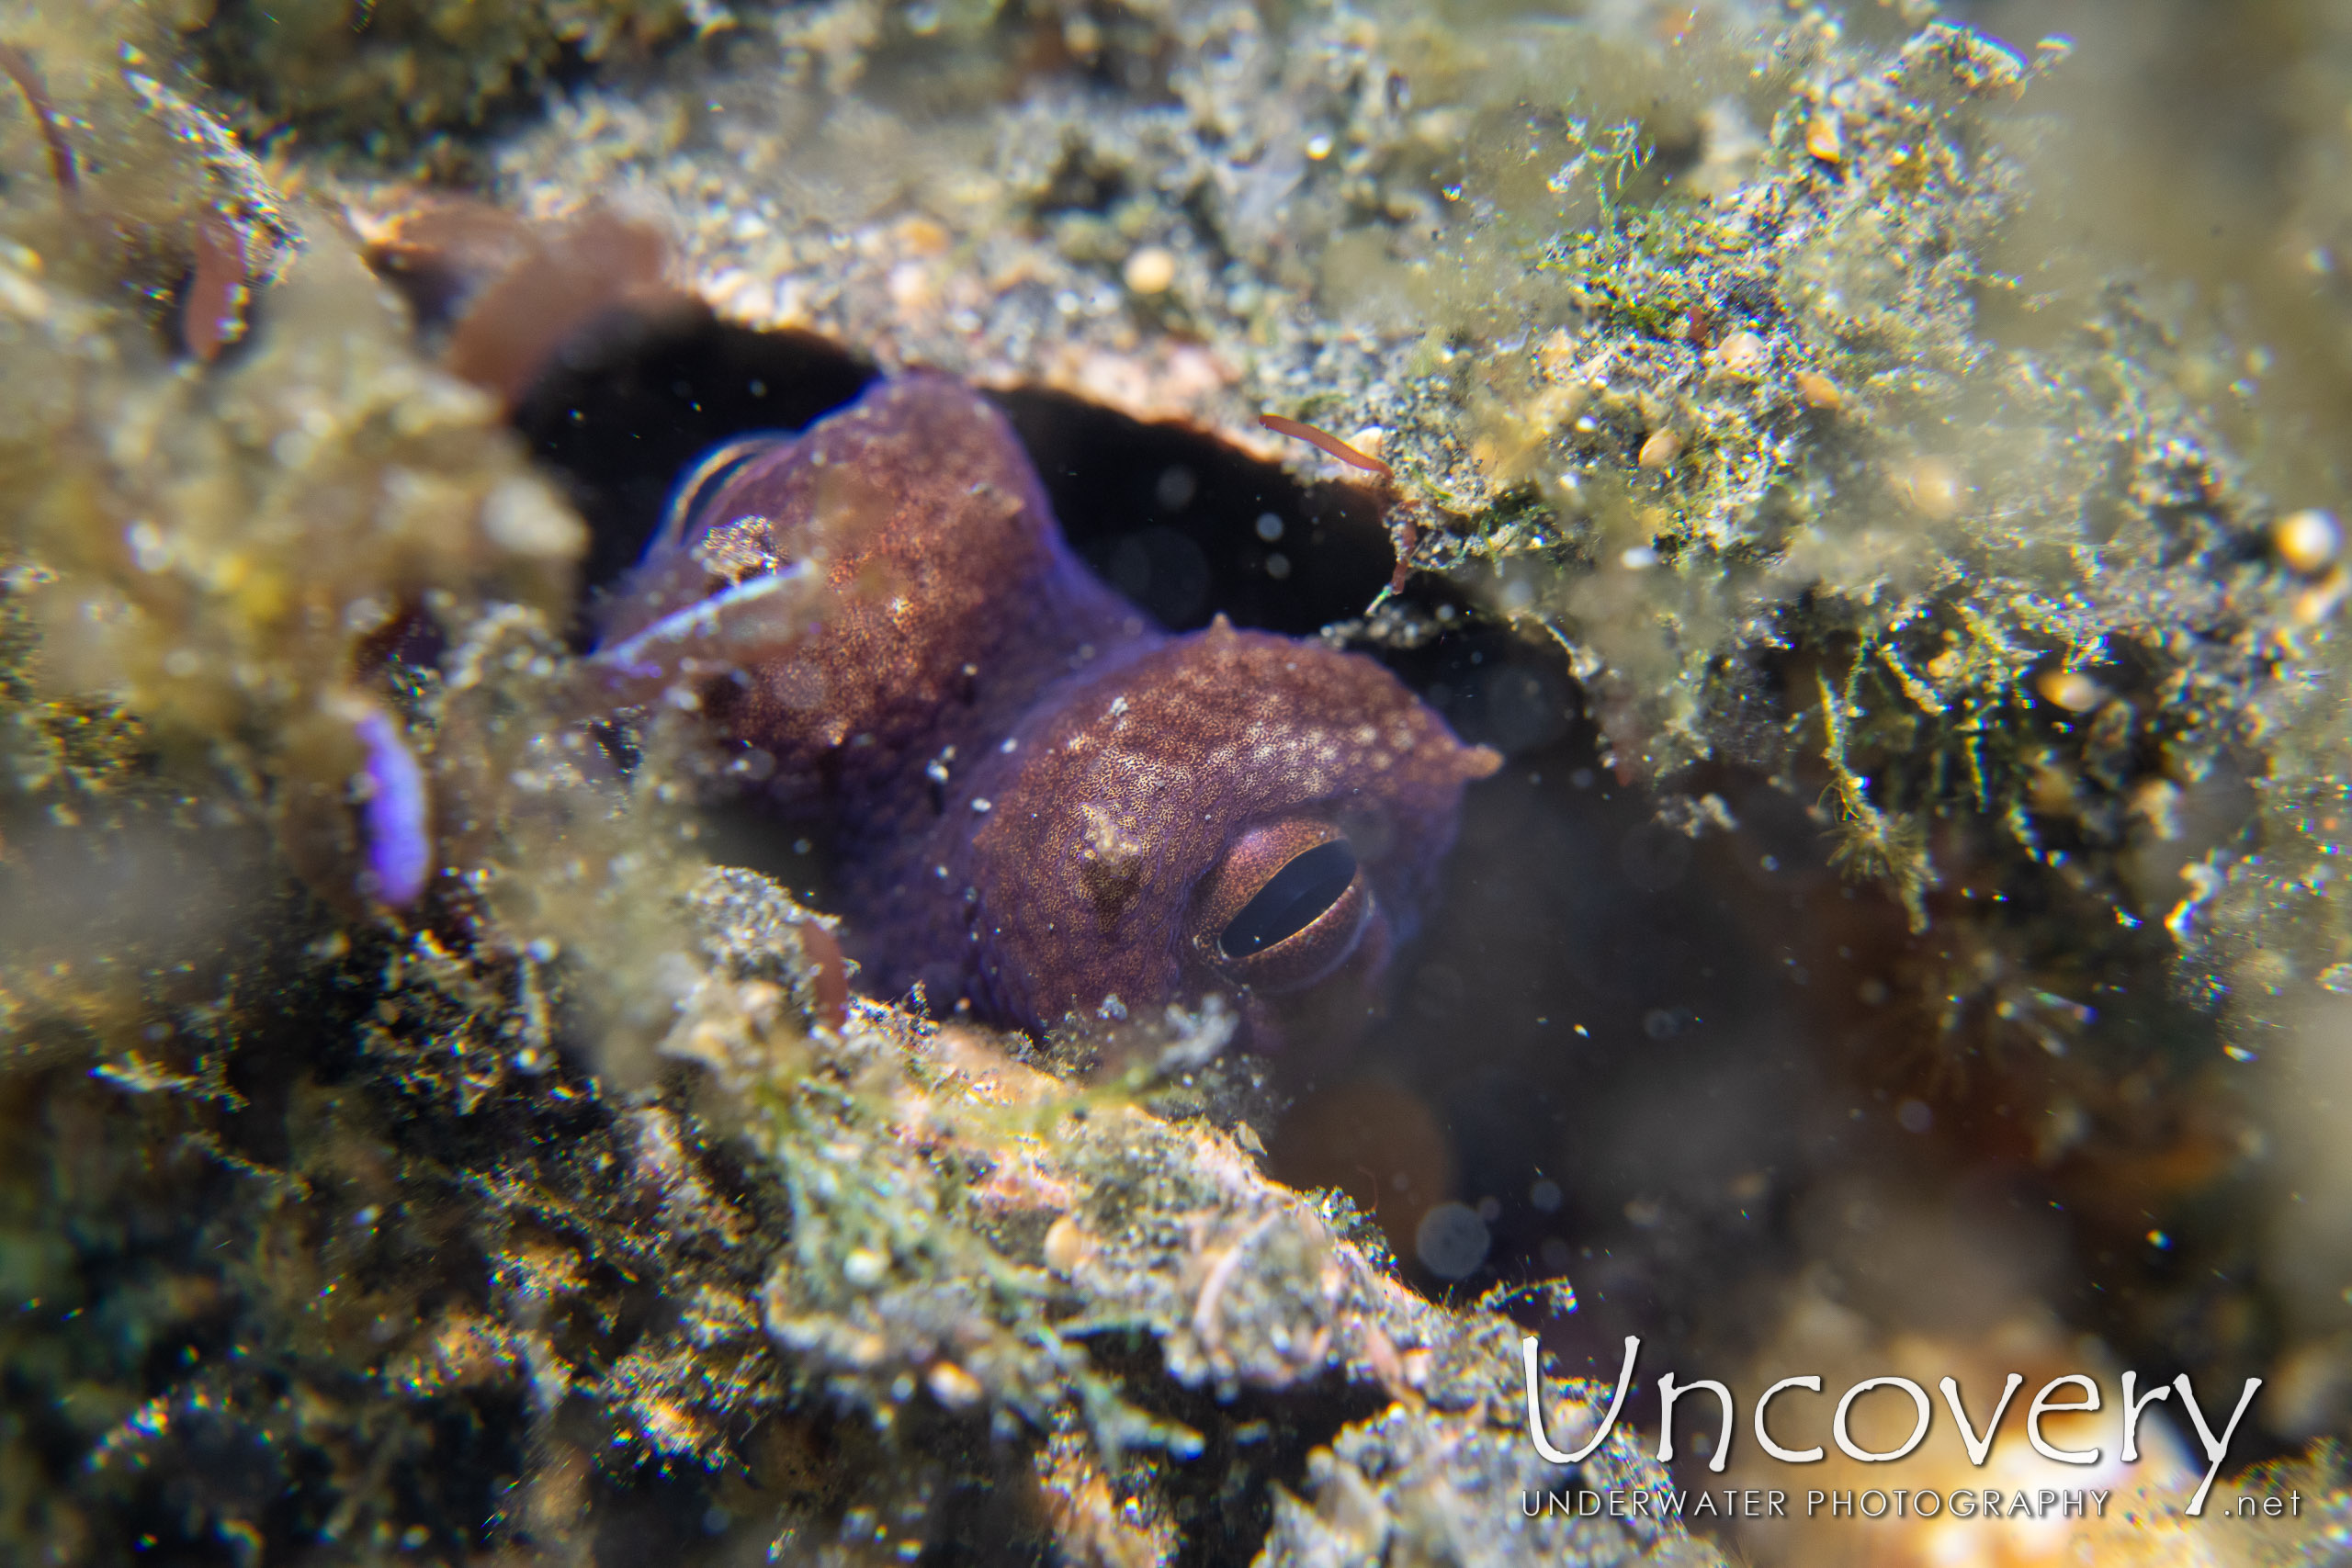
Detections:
596,375,1499,1045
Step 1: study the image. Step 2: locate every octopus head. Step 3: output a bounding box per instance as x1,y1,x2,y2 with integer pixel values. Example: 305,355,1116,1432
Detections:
964,619,1500,1046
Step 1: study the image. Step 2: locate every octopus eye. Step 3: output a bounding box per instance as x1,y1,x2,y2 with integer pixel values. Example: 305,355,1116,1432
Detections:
649,433,791,558
1219,840,1358,959
1189,821,1374,994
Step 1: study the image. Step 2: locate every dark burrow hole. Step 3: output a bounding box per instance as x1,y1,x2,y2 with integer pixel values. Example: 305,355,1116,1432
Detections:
512,304,1412,646
513,309,877,616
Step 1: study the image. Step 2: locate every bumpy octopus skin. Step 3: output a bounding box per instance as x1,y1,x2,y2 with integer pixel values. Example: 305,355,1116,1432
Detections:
598,374,1500,1041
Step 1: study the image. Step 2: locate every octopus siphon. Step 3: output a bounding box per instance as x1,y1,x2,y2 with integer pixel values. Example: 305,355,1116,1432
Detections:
595,375,1499,1046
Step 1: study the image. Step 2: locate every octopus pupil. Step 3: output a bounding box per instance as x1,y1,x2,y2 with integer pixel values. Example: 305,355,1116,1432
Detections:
1219,840,1358,959
666,434,785,542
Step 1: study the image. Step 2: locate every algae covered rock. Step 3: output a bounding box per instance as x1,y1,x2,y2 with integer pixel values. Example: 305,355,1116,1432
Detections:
193,0,712,157
0,829,1703,1562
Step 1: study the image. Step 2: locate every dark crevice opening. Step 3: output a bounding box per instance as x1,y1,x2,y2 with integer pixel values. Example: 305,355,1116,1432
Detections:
511,309,876,639
989,386,1396,637
508,307,1488,680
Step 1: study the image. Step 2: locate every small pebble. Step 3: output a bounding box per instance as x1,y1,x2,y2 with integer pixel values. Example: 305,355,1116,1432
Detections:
1122,246,1177,296
1795,371,1843,410
1043,1215,1091,1274
925,1360,984,1409
1637,428,1681,469
1713,330,1769,377
2275,508,2341,573
897,216,952,256
1806,113,1845,164
2037,670,2105,713
2295,572,2347,625
1898,457,1963,521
